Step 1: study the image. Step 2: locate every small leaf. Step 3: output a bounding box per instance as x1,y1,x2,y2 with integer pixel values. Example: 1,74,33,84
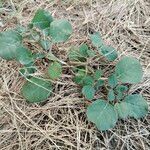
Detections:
79,44,88,57
94,69,103,80
49,19,72,43
115,85,128,100
87,49,96,57
33,53,45,59
89,32,104,48
48,62,62,80
40,39,51,50
68,46,86,62
73,69,86,84
108,89,115,101
115,94,148,119
94,80,104,91
82,76,94,86
108,74,118,88
16,47,34,65
115,56,143,84
82,85,95,100
100,46,118,61
21,77,52,103
30,30,40,41
0,30,22,60
32,9,53,30
87,100,118,131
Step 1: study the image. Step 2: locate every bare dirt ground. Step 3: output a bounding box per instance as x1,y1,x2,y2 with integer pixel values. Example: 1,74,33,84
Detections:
0,0,150,149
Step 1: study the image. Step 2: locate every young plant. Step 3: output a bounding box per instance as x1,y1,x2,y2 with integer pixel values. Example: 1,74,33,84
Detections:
0,9,72,103
69,33,148,131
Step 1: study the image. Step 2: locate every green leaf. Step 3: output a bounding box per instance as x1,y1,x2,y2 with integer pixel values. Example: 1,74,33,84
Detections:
68,46,86,62
32,9,53,30
115,56,143,84
73,69,86,84
87,100,118,131
79,44,88,57
100,46,118,61
0,30,22,60
114,102,129,119
29,30,40,41
33,53,45,59
40,39,51,51
16,47,34,65
21,77,52,103
115,85,128,100
108,89,115,101
48,62,62,80
115,94,148,119
94,80,104,91
87,49,96,57
108,74,118,88
82,76,94,86
89,32,104,48
82,85,95,100
49,19,72,43
94,69,103,80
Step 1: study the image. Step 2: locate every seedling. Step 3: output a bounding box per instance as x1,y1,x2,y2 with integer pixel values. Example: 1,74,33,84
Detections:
68,33,148,131
0,9,73,103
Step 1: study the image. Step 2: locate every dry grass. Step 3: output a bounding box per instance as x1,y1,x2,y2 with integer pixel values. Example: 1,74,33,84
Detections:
0,0,150,149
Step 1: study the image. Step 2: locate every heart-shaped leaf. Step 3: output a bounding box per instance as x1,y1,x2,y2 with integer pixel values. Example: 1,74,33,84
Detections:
82,85,95,100
87,100,118,131
48,62,62,80
49,19,73,43
115,56,143,84
21,77,52,103
32,9,53,30
0,30,22,60
115,94,148,119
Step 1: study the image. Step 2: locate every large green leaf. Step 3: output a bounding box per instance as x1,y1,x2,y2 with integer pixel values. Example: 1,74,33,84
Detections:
115,94,148,119
16,47,34,65
0,30,22,60
48,62,62,80
115,56,143,83
49,19,73,43
82,85,95,100
89,32,104,48
21,77,52,103
100,46,118,61
32,9,53,30
87,100,118,131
